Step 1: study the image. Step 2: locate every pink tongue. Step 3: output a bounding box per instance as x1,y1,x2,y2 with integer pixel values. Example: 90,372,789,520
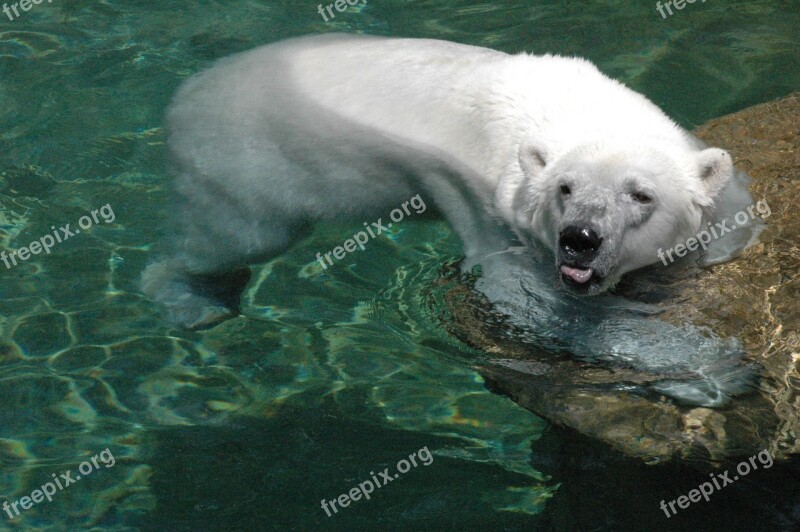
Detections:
560,265,593,283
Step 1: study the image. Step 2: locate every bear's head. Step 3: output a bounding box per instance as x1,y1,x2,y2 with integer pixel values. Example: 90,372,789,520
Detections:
514,139,734,295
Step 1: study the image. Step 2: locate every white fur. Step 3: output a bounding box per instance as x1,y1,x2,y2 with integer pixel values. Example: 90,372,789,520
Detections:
144,33,734,326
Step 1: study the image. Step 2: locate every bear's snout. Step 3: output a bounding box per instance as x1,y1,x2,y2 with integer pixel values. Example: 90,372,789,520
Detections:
559,225,603,263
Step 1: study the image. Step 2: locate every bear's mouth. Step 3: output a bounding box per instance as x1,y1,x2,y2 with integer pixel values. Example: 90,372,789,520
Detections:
559,263,604,294
560,264,593,283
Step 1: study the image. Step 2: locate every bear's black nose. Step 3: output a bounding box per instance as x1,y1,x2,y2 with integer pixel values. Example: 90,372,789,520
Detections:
559,226,603,262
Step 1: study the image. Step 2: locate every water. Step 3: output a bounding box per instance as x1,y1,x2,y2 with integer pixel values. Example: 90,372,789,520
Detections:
0,1,798,530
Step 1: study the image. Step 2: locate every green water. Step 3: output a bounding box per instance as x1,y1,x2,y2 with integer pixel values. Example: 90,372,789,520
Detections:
0,1,798,530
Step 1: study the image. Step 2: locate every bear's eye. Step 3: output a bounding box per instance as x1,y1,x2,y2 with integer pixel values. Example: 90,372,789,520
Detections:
560,185,571,195
631,191,652,204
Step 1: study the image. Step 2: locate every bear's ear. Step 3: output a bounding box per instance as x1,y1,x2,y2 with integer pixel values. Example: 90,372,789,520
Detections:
696,148,733,200
518,140,548,178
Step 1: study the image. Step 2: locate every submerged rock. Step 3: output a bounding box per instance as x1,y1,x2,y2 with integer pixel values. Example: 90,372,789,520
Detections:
433,93,799,463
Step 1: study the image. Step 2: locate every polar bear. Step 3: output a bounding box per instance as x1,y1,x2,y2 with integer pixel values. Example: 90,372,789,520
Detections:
142,34,757,405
